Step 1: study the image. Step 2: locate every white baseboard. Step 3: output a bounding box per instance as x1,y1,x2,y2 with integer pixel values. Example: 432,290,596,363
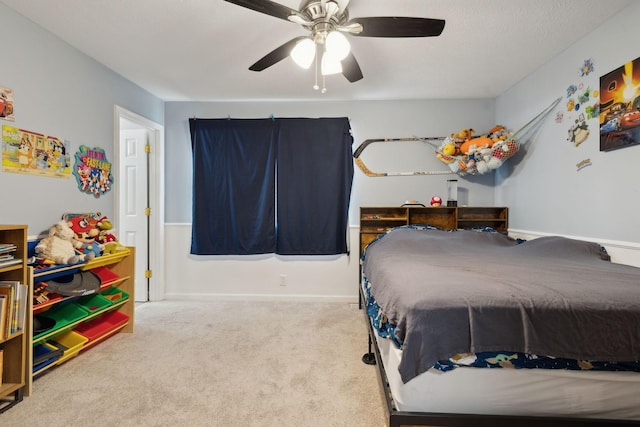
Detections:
508,228,640,268
164,292,357,303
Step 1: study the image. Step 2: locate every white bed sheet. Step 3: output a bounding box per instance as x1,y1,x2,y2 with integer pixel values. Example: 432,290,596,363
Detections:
374,330,640,420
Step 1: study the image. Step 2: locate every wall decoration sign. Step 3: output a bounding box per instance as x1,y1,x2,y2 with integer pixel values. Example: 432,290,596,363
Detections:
0,86,14,121
561,59,598,148
1,125,71,177
576,158,592,171
73,145,113,198
599,56,640,151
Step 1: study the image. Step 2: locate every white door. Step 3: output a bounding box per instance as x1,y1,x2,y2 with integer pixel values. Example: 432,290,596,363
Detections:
115,106,164,303
119,127,150,301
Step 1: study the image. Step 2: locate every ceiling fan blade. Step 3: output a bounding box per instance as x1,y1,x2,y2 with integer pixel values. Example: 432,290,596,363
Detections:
249,37,306,71
224,0,299,22
341,52,363,82
347,17,445,37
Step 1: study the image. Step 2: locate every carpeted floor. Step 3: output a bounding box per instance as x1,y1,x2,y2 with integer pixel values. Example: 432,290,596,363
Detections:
1,299,386,427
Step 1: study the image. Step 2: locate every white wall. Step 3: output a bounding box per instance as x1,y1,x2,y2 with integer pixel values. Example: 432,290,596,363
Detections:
0,3,163,236
165,225,362,301
495,2,640,245
163,99,497,300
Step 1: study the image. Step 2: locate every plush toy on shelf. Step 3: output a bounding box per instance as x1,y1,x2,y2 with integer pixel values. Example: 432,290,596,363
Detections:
34,220,94,265
430,196,443,207
95,215,126,254
68,215,103,258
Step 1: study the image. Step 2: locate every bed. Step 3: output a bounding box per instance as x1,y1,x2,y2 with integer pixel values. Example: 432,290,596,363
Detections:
360,225,640,427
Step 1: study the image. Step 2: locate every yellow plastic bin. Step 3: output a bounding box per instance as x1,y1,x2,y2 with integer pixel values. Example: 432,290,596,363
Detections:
49,330,89,365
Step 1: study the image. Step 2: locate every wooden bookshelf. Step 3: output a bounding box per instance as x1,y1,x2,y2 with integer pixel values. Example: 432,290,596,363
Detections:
359,206,508,254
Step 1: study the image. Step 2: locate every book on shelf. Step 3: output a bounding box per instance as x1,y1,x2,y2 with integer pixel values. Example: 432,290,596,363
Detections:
0,295,7,341
16,283,28,333
0,284,15,338
0,281,27,335
0,243,17,253
0,258,21,268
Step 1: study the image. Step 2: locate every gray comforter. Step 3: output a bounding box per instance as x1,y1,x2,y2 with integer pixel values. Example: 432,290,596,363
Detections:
362,227,640,383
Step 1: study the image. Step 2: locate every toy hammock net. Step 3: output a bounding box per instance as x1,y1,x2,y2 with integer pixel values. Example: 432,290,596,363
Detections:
433,97,561,176
352,97,561,177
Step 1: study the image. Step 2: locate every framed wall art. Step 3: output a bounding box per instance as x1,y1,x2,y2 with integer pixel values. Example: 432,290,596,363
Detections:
599,56,640,151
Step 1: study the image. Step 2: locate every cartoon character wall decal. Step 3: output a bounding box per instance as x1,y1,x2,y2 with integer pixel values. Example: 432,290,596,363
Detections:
17,134,33,171
73,145,114,198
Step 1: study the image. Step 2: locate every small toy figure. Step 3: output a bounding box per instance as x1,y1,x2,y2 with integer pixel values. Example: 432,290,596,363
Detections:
430,196,442,207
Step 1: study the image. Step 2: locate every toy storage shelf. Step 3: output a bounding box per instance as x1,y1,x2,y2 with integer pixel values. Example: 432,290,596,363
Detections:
0,225,30,413
359,206,508,255
27,247,135,393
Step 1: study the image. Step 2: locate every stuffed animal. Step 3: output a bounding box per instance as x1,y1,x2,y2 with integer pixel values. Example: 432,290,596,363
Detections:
34,220,94,265
460,136,494,154
487,125,509,143
95,216,126,254
450,128,475,141
441,142,458,156
68,216,103,258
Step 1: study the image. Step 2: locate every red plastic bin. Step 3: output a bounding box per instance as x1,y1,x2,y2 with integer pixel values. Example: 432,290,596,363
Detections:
90,266,120,286
74,310,129,349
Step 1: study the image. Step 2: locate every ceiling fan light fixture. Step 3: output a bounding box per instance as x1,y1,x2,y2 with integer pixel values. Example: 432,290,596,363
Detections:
291,38,316,69
325,30,350,60
321,51,342,76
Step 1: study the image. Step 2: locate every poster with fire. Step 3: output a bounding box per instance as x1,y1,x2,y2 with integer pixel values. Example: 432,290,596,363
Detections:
599,56,640,151
1,125,70,177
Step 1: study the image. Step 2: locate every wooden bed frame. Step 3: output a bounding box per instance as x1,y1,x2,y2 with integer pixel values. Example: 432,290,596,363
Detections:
360,287,638,427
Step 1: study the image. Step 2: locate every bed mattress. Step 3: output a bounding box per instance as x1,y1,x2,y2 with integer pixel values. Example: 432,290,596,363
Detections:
362,226,640,383
373,318,640,419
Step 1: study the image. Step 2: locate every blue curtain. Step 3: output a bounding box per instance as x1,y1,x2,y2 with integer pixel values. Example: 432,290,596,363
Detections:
276,118,353,255
190,119,277,255
189,117,353,256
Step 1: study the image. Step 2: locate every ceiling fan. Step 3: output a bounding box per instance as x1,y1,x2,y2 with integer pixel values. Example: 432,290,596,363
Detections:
224,0,445,91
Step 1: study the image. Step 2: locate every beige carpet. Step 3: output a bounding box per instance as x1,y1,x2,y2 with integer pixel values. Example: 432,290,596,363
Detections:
1,299,386,427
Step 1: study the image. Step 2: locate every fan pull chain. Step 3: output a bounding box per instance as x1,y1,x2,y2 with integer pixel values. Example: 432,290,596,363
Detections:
313,48,320,91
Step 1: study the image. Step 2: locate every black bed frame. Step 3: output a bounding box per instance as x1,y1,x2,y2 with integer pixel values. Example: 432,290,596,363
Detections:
359,289,640,427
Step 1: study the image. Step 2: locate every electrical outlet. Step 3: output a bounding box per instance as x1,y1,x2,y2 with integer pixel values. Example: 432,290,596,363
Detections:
279,274,287,286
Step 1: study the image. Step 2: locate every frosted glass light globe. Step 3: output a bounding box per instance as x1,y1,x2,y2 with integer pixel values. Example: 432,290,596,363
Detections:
325,31,350,60
291,38,316,69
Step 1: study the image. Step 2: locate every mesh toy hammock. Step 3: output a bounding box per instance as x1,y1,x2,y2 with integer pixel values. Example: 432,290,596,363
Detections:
353,97,561,177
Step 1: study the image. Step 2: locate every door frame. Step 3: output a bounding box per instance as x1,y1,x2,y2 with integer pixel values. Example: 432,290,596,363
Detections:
114,105,165,301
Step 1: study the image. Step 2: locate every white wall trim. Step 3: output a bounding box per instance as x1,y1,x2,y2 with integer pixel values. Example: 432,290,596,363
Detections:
164,293,357,303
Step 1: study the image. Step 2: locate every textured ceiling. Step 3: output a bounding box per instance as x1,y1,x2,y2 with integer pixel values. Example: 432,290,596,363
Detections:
0,0,633,101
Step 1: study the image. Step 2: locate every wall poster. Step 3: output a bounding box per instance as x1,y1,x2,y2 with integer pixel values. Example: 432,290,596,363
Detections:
599,56,640,151
0,86,14,121
1,125,71,177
